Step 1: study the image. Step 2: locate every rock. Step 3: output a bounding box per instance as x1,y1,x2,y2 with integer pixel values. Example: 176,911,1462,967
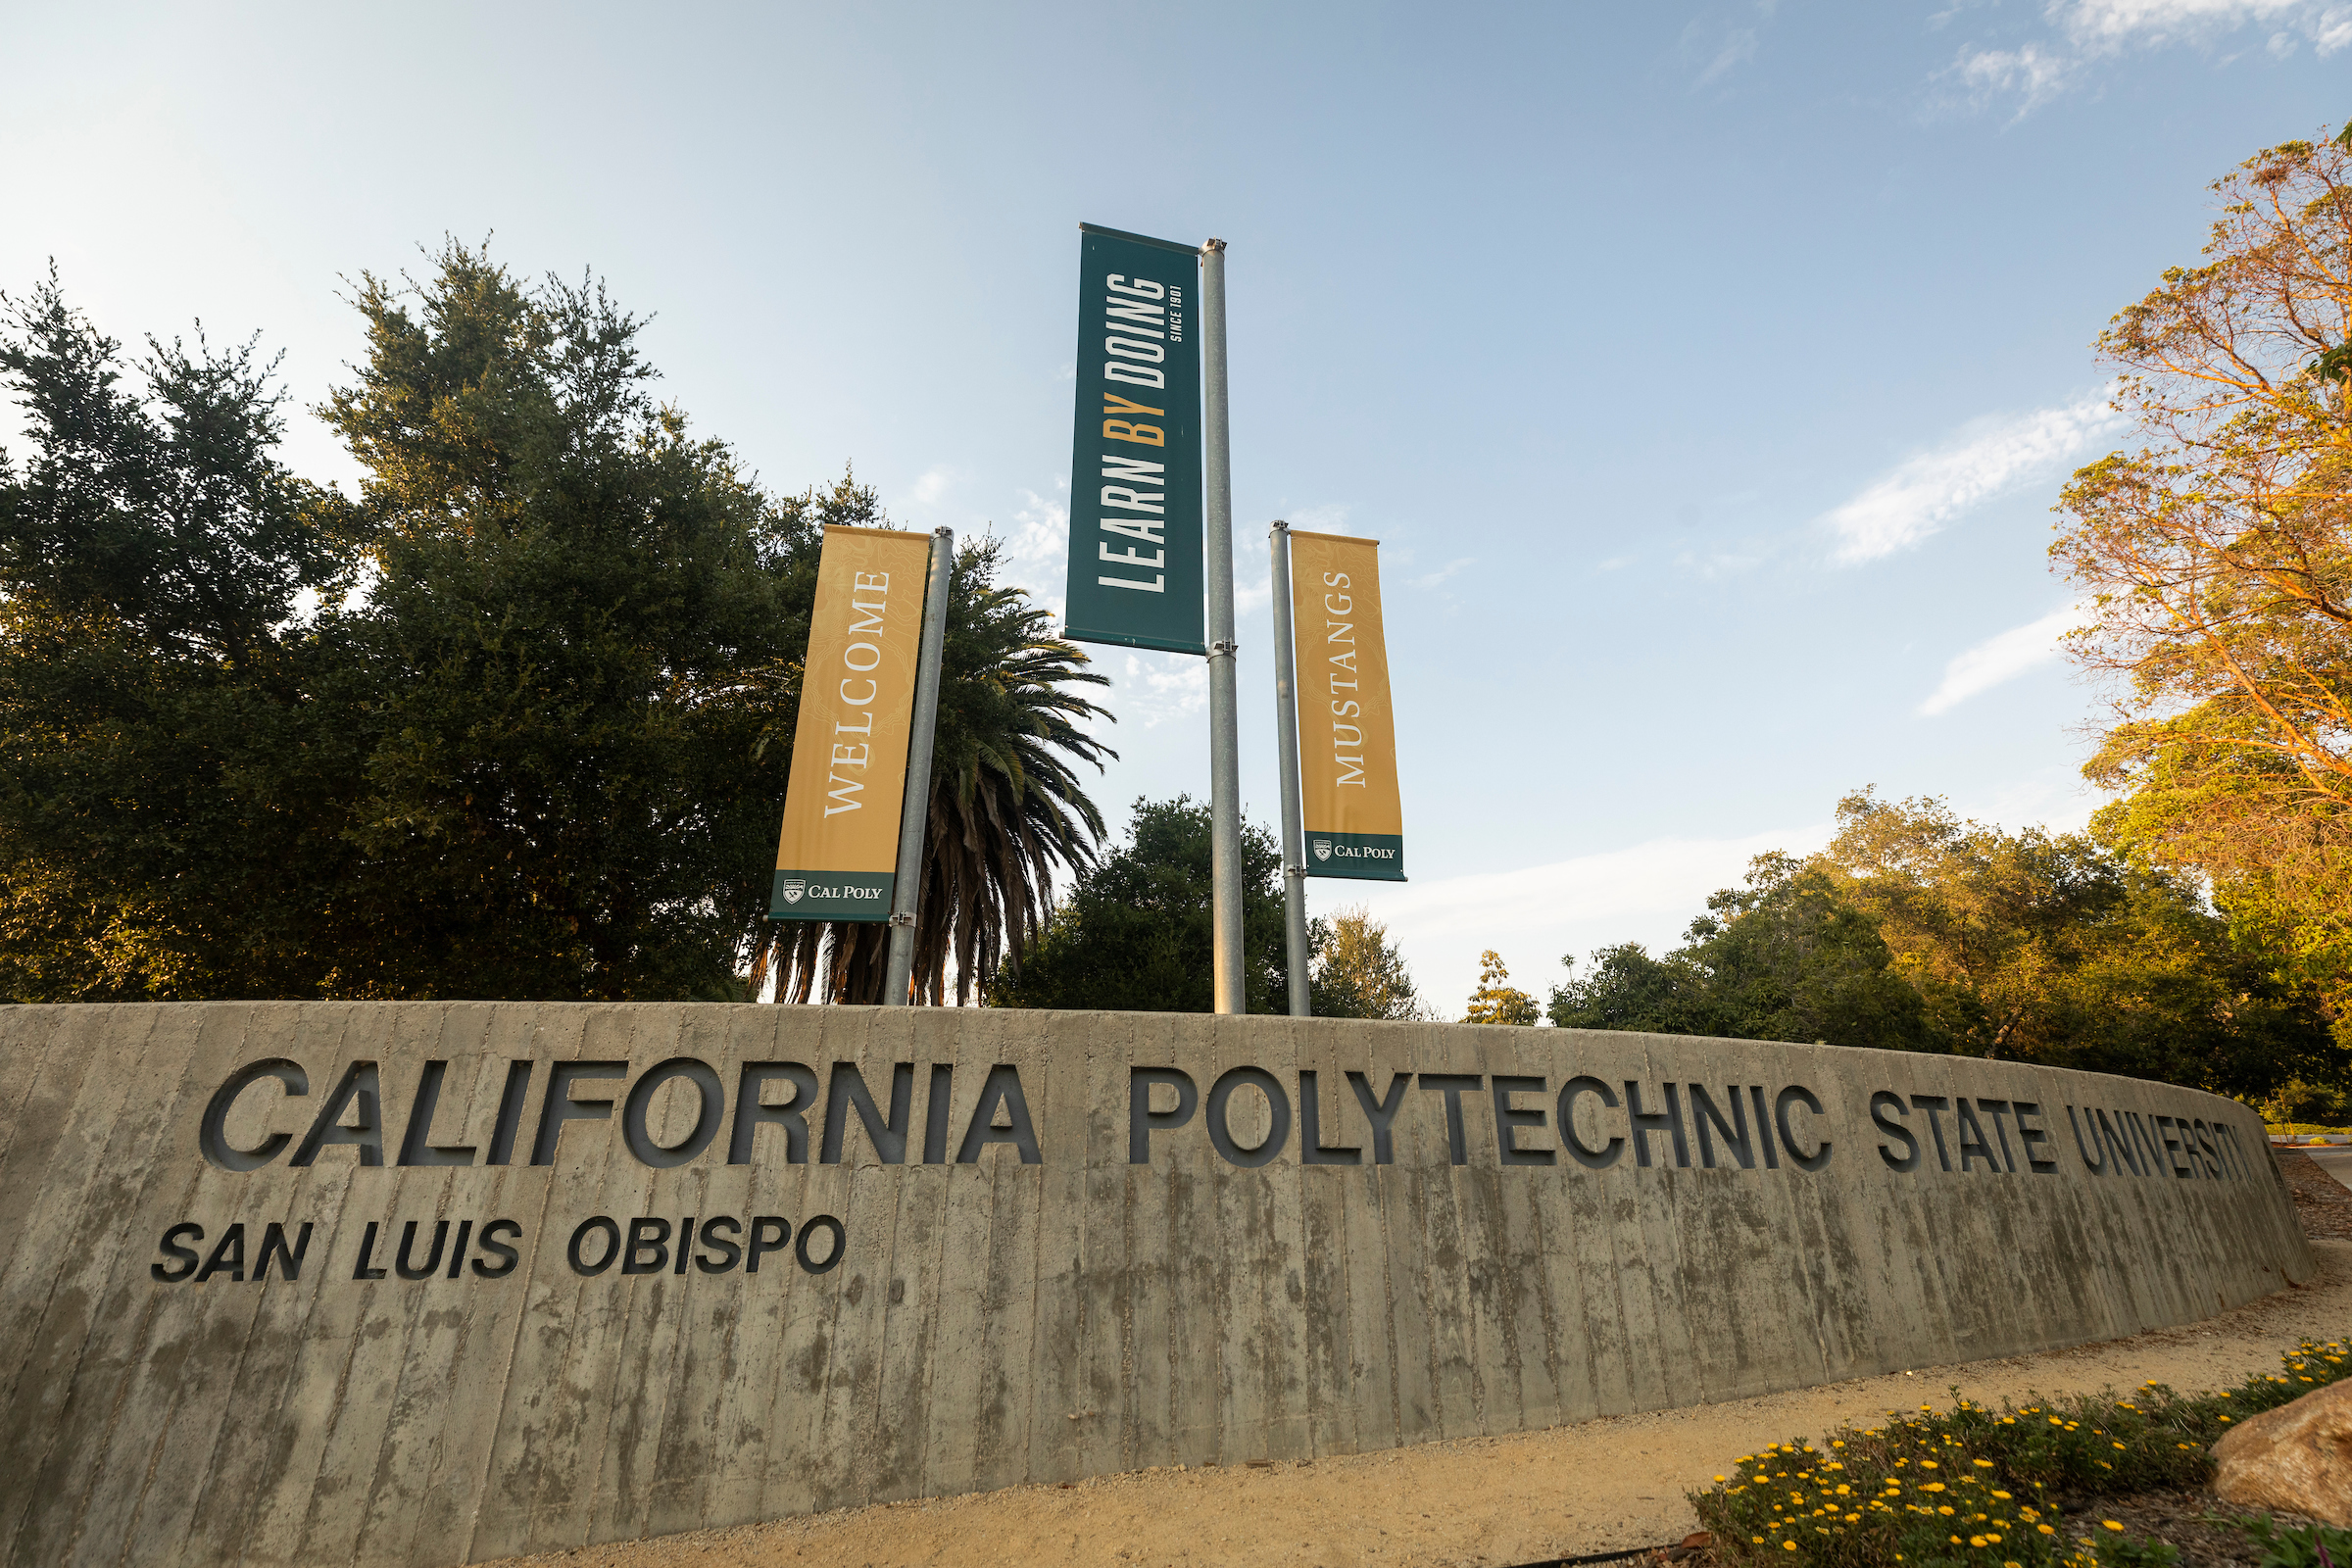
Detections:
2213,1382,2352,1525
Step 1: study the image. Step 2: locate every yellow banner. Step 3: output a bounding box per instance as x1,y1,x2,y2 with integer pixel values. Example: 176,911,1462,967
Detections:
771,526,936,919
1288,530,1404,880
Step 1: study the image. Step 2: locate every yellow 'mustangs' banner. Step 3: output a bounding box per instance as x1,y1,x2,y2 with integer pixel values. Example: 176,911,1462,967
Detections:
1288,530,1404,881
771,526,936,920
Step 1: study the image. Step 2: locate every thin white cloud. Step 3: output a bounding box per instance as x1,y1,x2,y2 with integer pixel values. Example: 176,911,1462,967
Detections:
2059,0,2349,51
1005,485,1068,623
1413,558,1475,589
1679,1,1776,86
1287,503,1352,534
1918,599,2093,715
1693,26,1760,84
1821,390,2122,565
1117,652,1208,728
1949,42,2077,109
906,466,953,507
1946,0,2352,115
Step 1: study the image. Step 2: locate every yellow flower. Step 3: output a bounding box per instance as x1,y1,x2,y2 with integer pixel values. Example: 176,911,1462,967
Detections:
2102,1521,2125,1532
2112,1442,2127,1450
1951,1537,1965,1545
1751,1539,1765,1545
1924,1484,1947,1493
1938,1506,1955,1516
1988,1534,2002,1544
1921,1461,1939,1470
1715,1476,1727,1483
1974,1459,1995,1467
1992,1491,2013,1500
2038,1525,2056,1535
1971,1536,1989,1547
1783,1542,1798,1551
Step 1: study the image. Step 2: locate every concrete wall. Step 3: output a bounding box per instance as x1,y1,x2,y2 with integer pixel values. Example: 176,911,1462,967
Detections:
0,1002,2311,1568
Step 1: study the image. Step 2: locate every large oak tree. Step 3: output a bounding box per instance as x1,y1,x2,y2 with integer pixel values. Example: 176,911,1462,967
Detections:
2055,122,2352,999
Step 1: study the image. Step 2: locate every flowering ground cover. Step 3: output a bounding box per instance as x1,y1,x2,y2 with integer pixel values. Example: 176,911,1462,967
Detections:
1688,1340,2352,1568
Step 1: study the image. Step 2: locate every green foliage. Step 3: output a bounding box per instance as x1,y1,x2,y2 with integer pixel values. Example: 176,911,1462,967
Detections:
0,249,1106,1003
1310,905,1427,1020
313,244,810,999
0,267,357,999
1692,1339,2352,1568
987,796,1292,1013
2263,1079,2352,1126
1548,852,1938,1051
1818,791,2335,1091
1465,949,1540,1025
2090,1537,2178,1568
2233,1514,2352,1568
1549,789,2339,1098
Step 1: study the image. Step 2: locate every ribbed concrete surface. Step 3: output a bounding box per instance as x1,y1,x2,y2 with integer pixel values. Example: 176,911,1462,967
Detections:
0,1003,2311,1568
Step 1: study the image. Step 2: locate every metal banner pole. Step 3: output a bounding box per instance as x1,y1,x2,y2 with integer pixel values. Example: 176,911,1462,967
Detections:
1268,521,1311,1016
1200,238,1244,1015
884,526,954,1004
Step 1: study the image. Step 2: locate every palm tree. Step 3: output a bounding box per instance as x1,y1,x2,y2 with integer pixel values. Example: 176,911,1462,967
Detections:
766,538,1113,1004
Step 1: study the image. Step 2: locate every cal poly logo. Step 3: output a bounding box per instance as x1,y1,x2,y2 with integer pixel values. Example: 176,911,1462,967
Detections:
1312,840,1330,862
781,878,807,905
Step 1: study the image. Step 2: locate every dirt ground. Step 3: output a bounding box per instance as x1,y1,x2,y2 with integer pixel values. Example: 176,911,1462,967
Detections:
483,1157,2352,1568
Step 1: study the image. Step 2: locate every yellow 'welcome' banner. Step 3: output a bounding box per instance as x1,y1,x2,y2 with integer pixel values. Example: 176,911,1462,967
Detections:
771,525,936,920
1288,530,1404,880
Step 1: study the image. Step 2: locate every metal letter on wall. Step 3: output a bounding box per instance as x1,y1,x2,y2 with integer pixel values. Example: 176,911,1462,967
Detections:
1288,530,1405,880
1062,223,1205,655
771,525,938,920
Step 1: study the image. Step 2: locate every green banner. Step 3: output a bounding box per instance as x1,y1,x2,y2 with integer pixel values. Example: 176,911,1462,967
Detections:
1062,224,1204,656
1304,830,1405,882
769,868,895,922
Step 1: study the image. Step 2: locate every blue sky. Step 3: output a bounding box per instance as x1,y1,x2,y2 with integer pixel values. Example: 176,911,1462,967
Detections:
5,2,2347,1011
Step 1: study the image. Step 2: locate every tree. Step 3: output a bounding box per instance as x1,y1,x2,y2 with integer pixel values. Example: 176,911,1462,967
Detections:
0,269,356,1000
1547,852,1937,1050
316,243,808,999
0,248,1110,1004
2053,122,2352,996
1464,950,1540,1025
987,795,1291,1012
1545,787,2341,1100
1310,905,1428,1020
1816,789,2336,1091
